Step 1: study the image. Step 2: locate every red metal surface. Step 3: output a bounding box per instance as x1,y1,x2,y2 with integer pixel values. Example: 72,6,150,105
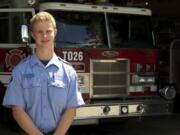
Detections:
55,48,158,73
0,48,28,72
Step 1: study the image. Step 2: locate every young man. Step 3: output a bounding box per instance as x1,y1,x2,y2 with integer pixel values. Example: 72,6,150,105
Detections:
3,11,84,135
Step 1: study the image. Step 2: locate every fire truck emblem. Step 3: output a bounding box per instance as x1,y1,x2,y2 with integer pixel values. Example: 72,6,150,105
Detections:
102,51,119,57
5,49,26,71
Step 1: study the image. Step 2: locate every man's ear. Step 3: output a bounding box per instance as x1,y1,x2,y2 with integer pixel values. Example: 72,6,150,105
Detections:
54,28,57,36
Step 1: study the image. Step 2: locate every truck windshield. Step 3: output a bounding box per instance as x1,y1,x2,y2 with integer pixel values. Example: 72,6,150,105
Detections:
52,11,107,48
108,13,154,48
50,11,154,48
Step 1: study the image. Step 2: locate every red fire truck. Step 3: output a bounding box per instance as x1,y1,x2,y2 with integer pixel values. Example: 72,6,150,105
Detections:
0,0,176,125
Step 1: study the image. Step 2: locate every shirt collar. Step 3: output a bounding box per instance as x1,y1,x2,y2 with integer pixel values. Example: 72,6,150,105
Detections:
30,53,61,68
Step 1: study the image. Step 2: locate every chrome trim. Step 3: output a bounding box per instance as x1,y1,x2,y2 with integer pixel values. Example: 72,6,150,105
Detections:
74,99,173,121
0,8,35,15
0,44,26,48
90,59,130,98
39,2,152,16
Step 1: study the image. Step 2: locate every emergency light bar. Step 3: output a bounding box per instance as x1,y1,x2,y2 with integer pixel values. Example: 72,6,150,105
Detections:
35,0,149,7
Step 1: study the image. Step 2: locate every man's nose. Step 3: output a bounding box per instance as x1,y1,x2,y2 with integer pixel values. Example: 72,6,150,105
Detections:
42,32,48,37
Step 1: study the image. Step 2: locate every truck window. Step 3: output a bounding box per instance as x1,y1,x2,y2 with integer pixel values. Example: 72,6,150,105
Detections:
48,10,153,49
108,14,154,48
49,11,108,48
0,12,8,43
0,11,32,44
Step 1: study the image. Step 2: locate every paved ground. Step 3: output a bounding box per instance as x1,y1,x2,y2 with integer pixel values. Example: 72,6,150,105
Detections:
69,113,180,135
0,123,19,135
1,113,180,135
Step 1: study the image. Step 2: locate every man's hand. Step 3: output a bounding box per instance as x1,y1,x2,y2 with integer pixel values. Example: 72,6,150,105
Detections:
12,106,43,135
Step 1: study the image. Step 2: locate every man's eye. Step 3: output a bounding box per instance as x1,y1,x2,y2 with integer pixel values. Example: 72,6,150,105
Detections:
47,30,52,34
37,31,43,34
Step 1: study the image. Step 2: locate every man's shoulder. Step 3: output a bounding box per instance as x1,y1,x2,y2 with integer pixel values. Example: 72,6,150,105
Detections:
57,57,72,66
57,56,76,73
18,55,31,65
13,55,32,70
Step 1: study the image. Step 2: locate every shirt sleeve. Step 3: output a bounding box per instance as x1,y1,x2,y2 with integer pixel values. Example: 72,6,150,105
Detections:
2,67,25,108
66,69,85,108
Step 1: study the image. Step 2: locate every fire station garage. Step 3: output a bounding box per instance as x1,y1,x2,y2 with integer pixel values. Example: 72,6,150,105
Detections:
0,0,180,135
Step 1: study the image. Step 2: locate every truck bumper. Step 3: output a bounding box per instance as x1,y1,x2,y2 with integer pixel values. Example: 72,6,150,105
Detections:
73,99,173,125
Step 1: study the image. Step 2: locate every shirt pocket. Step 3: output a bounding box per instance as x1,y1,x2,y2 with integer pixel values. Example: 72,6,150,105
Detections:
22,77,41,107
48,80,68,108
22,77,41,89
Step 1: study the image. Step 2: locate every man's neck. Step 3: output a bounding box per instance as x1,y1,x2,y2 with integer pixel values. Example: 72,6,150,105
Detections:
35,47,54,61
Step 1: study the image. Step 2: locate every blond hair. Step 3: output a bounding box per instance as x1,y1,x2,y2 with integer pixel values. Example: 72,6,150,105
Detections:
30,11,56,31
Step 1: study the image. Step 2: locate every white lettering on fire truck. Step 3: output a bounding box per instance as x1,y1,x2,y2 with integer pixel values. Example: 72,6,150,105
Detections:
62,51,83,62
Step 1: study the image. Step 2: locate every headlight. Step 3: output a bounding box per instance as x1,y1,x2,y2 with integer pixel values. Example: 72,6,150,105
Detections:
131,75,155,84
78,75,85,86
136,63,155,73
139,76,155,83
77,73,90,93
136,64,145,72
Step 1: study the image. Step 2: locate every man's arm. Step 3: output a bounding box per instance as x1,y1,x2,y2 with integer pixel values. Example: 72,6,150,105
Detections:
54,107,76,135
12,106,43,135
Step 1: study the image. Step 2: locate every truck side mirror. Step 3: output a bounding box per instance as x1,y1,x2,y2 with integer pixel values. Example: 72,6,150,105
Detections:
21,25,29,43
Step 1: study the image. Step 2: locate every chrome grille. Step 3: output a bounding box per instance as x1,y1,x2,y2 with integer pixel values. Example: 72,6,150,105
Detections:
91,59,129,98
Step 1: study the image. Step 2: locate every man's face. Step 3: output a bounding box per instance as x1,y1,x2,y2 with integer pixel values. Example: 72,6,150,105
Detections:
31,20,57,48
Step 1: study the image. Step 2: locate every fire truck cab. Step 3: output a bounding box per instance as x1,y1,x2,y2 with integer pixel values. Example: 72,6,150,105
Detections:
0,0,176,125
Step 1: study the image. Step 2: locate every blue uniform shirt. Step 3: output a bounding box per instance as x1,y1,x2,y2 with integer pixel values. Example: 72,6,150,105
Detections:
3,53,84,132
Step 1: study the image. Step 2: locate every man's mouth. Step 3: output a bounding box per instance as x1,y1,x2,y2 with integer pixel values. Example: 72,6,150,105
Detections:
41,40,50,43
